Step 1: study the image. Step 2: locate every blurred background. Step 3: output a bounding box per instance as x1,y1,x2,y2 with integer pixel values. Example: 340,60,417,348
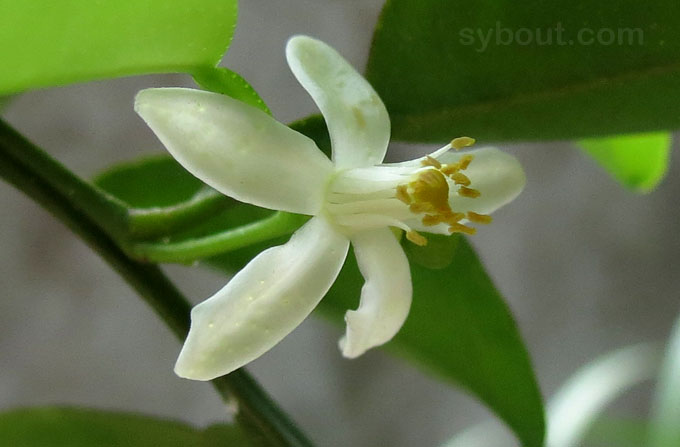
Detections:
1,0,679,445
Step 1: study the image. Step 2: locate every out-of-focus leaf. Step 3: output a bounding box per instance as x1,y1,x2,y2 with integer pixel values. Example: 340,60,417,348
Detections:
650,315,680,447
0,407,255,447
367,0,680,142
547,343,661,447
213,235,545,447
193,67,271,115
579,132,671,193
0,0,237,94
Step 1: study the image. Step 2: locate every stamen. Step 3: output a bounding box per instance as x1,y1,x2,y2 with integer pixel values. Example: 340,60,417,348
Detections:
378,134,492,241
449,223,477,235
441,164,460,176
445,212,466,223
450,172,471,186
458,155,474,170
467,211,493,224
406,230,428,246
451,136,476,150
458,186,481,198
421,214,445,226
421,155,442,169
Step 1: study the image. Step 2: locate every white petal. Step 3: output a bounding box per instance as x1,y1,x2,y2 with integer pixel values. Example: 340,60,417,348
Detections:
442,147,526,214
175,217,349,380
340,228,412,358
286,35,390,169
135,88,333,215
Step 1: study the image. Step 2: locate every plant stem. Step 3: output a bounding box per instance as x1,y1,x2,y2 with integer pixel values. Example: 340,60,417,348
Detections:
0,119,247,242
0,120,315,447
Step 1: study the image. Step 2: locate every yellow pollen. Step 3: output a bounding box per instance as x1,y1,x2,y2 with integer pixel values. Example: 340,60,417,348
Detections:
450,172,471,186
441,164,459,176
467,211,493,224
458,186,481,198
421,155,442,169
446,212,466,223
458,155,474,170
449,223,477,235
451,136,476,150
421,214,444,226
406,230,428,246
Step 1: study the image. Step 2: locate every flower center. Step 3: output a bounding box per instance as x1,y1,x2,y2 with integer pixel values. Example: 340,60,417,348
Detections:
323,137,492,245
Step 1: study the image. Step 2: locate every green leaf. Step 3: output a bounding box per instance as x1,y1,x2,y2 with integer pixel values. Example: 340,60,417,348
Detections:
0,407,256,447
579,132,672,193
194,67,271,115
367,0,680,142
650,315,680,447
0,0,237,94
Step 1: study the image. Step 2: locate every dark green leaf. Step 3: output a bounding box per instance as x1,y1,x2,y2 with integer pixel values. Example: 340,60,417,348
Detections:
579,132,671,193
0,407,255,447
0,0,237,94
367,0,680,142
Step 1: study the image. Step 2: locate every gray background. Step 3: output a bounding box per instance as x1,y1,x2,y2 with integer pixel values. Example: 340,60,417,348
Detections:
1,1,679,445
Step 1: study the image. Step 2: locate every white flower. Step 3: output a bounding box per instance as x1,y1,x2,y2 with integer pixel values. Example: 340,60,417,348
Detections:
134,35,525,381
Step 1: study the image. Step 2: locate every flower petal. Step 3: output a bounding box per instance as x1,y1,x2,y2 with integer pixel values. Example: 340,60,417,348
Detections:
340,228,412,358
135,88,333,215
175,217,349,380
286,35,391,169
442,147,526,214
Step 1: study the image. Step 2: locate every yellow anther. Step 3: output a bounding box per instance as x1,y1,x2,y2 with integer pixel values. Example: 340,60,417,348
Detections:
421,214,445,226
450,172,471,186
451,136,476,150
421,155,442,169
445,212,466,223
441,164,460,176
458,186,481,198
406,230,428,246
395,184,410,204
458,155,474,170
467,211,493,224
449,223,477,235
